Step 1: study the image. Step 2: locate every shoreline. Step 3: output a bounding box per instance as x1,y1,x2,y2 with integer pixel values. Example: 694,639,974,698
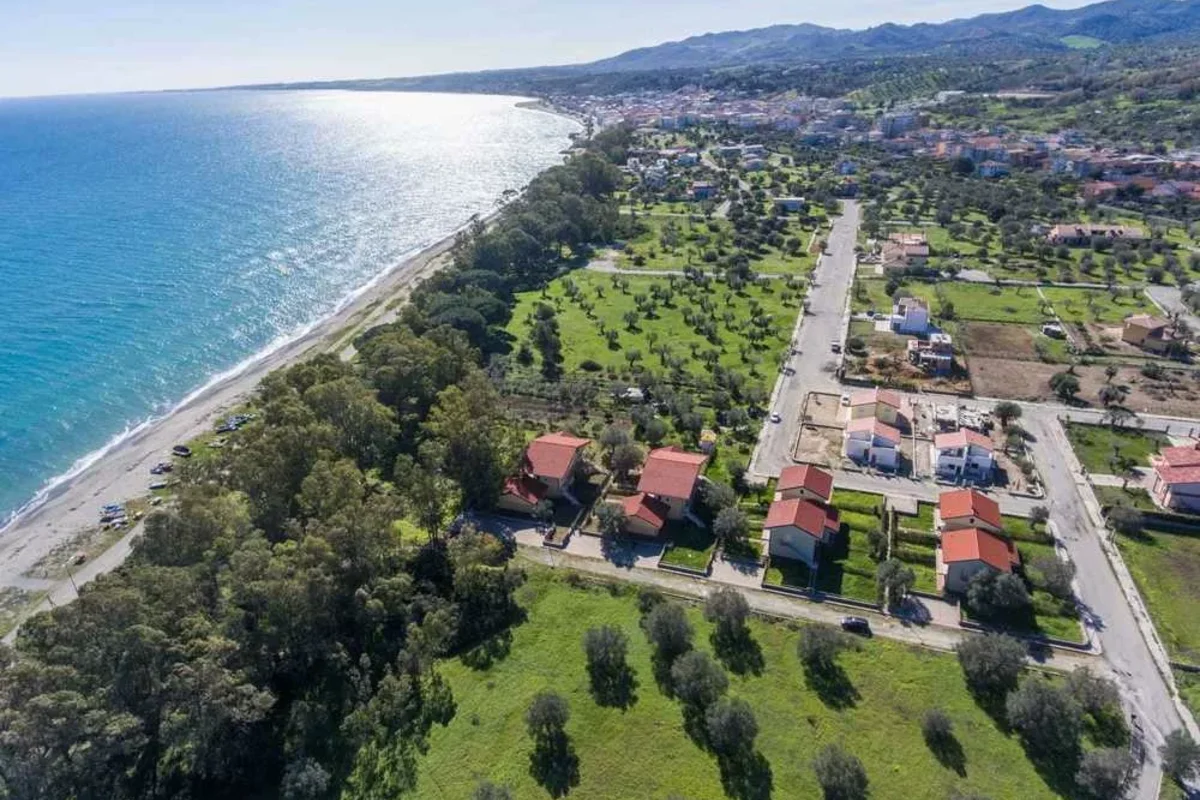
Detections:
0,213,472,594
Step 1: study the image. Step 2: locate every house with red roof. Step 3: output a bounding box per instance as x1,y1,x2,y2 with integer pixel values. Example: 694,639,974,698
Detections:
1150,443,1200,513
497,432,591,515
938,527,1020,594
933,429,995,482
848,387,901,426
937,489,1003,535
636,446,708,521
777,464,834,504
618,493,672,538
764,497,840,567
843,417,901,470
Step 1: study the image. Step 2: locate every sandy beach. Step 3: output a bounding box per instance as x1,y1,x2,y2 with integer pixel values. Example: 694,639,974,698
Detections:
0,224,461,630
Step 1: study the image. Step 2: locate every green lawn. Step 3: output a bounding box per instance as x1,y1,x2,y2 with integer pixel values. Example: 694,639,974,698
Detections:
506,271,795,382
898,502,936,533
1093,485,1157,511
763,555,813,589
1116,526,1200,665
850,277,893,315
1064,422,1169,474
818,491,886,602
1040,287,1158,324
1013,539,1085,643
411,568,1062,799
1002,515,1053,544
659,520,716,571
902,283,1049,325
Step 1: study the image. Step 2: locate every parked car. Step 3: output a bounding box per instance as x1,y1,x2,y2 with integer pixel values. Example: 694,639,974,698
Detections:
830,342,842,353
171,445,192,458
769,412,782,423
840,616,871,636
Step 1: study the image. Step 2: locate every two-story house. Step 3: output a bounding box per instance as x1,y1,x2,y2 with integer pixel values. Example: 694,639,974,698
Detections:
843,418,901,470
933,429,996,482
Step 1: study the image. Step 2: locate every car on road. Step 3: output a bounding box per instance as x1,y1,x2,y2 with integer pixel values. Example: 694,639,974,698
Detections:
830,342,842,353
769,412,782,423
840,616,871,635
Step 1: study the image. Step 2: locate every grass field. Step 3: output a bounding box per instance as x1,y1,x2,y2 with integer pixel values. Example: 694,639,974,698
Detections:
1117,526,1200,665
850,277,893,314
506,270,795,381
1093,485,1157,511
1041,287,1158,324
1064,422,1169,474
411,569,1062,799
906,283,1049,325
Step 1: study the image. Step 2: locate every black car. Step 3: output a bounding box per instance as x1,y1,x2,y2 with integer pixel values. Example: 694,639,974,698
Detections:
840,616,871,635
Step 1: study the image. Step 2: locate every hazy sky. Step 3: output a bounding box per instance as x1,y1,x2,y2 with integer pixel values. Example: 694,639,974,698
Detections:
2,0,1099,98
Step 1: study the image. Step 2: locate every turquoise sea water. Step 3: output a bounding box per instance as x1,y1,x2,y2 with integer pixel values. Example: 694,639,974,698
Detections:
0,90,578,522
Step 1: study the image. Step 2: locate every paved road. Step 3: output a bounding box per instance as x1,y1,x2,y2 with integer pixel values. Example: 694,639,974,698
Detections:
1024,410,1190,798
517,544,1102,674
751,200,859,477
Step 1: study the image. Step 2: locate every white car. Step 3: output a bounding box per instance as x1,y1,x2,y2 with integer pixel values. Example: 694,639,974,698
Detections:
770,412,782,423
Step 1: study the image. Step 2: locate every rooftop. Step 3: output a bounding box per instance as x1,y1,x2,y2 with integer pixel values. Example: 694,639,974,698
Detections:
934,429,993,452
638,446,708,500
845,417,902,444
764,497,838,536
777,464,834,502
941,528,1018,571
849,387,902,409
620,493,669,531
938,489,1002,530
525,432,591,481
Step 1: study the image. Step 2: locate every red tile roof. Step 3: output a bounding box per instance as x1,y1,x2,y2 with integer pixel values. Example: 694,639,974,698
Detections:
1158,444,1200,469
849,387,901,409
934,429,993,452
941,528,1018,571
938,489,1002,530
1124,314,1170,331
778,464,834,502
620,493,669,531
845,417,902,444
525,432,591,481
638,446,707,500
764,498,838,537
501,475,546,506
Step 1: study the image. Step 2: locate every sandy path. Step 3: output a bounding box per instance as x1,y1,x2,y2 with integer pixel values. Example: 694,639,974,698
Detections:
0,229,458,607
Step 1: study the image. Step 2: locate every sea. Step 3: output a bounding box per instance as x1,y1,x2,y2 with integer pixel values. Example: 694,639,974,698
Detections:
0,90,580,523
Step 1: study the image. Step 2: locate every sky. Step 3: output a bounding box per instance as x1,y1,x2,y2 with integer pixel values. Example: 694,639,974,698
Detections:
1,0,1101,98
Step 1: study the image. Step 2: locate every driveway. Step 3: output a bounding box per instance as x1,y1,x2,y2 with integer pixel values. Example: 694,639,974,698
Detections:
751,200,860,479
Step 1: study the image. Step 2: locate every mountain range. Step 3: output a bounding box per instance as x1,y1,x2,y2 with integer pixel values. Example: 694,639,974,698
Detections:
584,0,1200,72
239,0,1200,94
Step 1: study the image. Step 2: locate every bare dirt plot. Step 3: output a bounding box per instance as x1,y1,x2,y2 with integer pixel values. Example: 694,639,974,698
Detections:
802,392,843,427
958,323,1040,361
969,358,1200,417
794,424,843,467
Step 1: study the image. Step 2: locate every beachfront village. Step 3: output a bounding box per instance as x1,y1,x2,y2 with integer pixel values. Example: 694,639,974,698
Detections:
7,88,1200,800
